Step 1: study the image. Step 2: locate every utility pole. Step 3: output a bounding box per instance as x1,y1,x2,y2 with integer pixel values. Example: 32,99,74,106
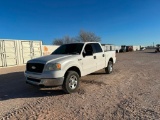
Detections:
153,42,154,47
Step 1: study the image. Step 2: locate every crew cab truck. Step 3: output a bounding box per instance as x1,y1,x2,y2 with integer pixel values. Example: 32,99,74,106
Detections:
24,42,116,93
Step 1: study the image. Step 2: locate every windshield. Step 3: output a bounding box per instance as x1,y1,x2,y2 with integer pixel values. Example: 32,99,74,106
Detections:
52,43,84,55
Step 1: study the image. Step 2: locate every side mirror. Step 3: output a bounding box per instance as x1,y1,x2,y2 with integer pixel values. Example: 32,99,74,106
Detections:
82,52,86,57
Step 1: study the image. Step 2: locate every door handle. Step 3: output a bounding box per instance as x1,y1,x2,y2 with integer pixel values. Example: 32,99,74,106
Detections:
94,56,96,59
102,54,105,57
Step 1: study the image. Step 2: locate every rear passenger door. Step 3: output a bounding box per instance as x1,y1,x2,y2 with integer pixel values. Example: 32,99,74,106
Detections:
92,43,105,70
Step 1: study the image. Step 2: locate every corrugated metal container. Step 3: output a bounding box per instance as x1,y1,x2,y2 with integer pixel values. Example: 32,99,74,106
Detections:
0,41,3,67
0,40,18,67
42,45,59,55
19,40,43,64
110,45,115,51
0,39,43,67
102,45,110,52
133,46,140,51
102,44,115,52
115,46,121,53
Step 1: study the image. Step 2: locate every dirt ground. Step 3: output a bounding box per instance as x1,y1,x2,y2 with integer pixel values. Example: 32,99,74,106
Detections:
0,49,160,120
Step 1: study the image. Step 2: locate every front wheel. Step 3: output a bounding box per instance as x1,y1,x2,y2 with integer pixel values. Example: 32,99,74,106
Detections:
62,71,79,94
105,61,113,74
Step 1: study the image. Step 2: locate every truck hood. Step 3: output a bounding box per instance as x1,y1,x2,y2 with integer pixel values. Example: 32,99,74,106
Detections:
28,55,72,64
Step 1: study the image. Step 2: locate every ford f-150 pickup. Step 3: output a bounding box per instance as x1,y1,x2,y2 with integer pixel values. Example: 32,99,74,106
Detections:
24,42,116,93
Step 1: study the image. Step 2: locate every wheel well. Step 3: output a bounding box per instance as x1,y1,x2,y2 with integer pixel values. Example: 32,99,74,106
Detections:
109,58,113,63
65,66,81,77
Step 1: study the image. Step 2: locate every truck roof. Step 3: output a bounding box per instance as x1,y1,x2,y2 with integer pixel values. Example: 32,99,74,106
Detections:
66,42,101,44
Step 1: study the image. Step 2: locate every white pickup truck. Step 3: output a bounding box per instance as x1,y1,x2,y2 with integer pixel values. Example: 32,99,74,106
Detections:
24,42,116,93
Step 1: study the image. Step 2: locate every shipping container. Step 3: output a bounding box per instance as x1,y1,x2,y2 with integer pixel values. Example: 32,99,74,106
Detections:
115,46,121,53
0,39,43,67
132,46,140,51
101,44,115,52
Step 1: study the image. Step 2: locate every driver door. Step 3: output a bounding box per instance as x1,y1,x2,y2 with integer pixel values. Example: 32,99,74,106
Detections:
81,43,97,75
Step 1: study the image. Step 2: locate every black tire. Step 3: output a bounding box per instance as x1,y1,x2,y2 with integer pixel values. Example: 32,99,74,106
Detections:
62,71,79,94
105,61,113,74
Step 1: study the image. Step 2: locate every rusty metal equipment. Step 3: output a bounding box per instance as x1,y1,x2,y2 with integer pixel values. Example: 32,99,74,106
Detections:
126,46,133,52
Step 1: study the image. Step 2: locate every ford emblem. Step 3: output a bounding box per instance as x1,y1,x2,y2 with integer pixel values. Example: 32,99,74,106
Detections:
31,66,36,69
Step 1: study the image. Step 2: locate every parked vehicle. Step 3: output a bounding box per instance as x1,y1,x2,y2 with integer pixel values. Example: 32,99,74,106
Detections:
155,44,160,53
24,42,116,93
126,46,133,52
119,45,126,52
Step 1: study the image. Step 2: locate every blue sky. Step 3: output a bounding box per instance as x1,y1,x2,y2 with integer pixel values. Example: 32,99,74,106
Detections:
0,0,160,46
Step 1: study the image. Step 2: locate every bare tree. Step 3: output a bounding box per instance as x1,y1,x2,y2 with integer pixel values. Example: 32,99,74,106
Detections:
52,38,64,45
63,36,75,44
52,30,101,45
53,36,75,45
76,30,101,42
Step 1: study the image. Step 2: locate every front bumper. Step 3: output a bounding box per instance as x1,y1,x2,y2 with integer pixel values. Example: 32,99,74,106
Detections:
25,71,64,87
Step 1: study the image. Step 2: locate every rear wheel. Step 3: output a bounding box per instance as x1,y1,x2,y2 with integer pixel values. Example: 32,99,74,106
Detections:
105,61,113,74
62,71,79,94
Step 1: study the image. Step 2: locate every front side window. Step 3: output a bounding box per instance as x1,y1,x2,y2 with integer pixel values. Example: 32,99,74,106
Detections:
83,44,93,56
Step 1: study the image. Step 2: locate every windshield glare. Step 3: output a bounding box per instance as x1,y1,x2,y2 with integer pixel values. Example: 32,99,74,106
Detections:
52,43,84,55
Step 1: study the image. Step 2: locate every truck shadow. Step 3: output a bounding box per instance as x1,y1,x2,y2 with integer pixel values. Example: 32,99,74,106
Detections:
144,52,157,53
89,69,117,75
0,70,111,101
88,69,106,75
90,72,106,75
0,72,64,101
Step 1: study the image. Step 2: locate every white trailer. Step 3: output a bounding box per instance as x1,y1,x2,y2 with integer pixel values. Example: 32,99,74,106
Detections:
133,46,140,51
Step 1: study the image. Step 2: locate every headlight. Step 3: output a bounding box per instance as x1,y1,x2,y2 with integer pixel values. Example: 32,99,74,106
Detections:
44,63,61,71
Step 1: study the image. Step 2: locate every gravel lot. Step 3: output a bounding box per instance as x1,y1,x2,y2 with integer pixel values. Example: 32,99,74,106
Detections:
0,49,160,120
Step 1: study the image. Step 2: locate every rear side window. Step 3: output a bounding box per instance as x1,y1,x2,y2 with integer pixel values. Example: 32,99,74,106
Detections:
92,43,103,53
